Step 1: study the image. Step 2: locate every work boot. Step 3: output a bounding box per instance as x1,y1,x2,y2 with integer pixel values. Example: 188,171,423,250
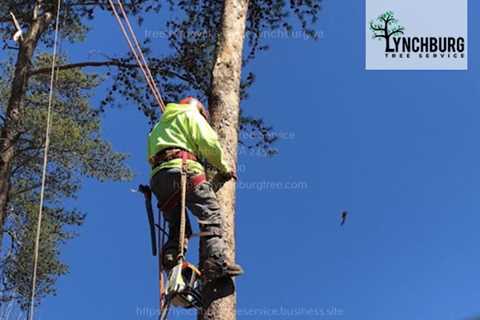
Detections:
225,263,244,277
203,254,244,280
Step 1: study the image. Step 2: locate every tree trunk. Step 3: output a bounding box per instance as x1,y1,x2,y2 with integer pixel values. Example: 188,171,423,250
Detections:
0,13,50,254
200,0,249,320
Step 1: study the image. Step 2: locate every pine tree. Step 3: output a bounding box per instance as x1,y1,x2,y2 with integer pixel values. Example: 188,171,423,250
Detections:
0,56,132,308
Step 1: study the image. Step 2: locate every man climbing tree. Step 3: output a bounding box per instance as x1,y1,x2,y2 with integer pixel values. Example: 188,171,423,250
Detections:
148,97,244,279
1,0,322,316
136,2,322,320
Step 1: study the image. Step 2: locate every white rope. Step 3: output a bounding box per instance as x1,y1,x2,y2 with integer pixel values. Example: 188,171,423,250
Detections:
29,0,63,319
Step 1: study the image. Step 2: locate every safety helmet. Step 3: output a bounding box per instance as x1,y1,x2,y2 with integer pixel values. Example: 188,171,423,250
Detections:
179,96,210,121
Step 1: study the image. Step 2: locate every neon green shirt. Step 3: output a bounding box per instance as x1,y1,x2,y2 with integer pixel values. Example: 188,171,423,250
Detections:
148,103,231,176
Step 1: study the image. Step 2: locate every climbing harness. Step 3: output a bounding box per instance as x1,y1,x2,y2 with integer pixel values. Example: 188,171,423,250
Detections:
151,148,206,213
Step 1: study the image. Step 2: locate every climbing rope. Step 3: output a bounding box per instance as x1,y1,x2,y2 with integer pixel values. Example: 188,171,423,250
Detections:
29,0,63,319
177,161,188,261
27,2,166,319
107,0,166,112
107,0,170,310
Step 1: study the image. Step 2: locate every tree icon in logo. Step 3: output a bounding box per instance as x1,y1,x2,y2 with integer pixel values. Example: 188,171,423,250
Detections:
369,11,405,52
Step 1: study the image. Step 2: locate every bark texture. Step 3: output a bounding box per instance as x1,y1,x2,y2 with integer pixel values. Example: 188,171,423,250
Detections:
200,0,249,320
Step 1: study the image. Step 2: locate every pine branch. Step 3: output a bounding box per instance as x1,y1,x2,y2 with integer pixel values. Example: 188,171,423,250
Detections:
29,60,193,83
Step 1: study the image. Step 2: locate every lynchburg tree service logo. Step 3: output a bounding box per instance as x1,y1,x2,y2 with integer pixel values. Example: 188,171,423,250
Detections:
369,11,465,60
365,0,468,70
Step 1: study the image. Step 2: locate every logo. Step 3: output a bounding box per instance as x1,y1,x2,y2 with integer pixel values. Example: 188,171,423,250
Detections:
369,11,405,53
365,0,468,70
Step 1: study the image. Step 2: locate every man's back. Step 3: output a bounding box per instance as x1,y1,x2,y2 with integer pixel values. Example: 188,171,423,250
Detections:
148,102,230,176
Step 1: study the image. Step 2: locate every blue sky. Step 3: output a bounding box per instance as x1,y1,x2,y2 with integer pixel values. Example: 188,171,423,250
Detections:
14,0,479,319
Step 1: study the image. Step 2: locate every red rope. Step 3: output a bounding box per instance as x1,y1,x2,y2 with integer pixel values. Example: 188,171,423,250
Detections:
107,0,166,112
115,1,165,111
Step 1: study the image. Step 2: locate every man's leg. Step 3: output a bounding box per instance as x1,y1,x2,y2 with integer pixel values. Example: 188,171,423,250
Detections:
187,180,244,279
150,169,191,270
161,204,192,269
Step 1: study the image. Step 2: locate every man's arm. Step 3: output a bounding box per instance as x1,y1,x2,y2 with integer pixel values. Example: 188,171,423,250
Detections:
187,110,231,174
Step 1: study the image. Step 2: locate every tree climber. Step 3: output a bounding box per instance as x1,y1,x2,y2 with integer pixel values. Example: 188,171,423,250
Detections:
148,97,244,280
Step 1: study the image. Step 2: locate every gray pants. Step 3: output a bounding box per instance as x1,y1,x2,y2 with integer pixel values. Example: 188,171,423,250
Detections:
150,168,227,261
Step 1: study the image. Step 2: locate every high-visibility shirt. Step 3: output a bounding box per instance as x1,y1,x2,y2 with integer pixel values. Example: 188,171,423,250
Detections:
148,103,231,176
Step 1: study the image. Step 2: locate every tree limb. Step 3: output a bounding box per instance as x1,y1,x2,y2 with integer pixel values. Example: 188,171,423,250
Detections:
30,60,137,75
9,183,42,198
29,60,194,84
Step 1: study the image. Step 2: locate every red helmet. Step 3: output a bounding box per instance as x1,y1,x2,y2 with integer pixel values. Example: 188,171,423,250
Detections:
179,96,209,121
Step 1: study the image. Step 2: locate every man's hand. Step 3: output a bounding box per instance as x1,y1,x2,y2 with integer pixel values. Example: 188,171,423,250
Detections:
219,170,237,182
228,162,238,180
210,170,237,192
227,171,238,181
